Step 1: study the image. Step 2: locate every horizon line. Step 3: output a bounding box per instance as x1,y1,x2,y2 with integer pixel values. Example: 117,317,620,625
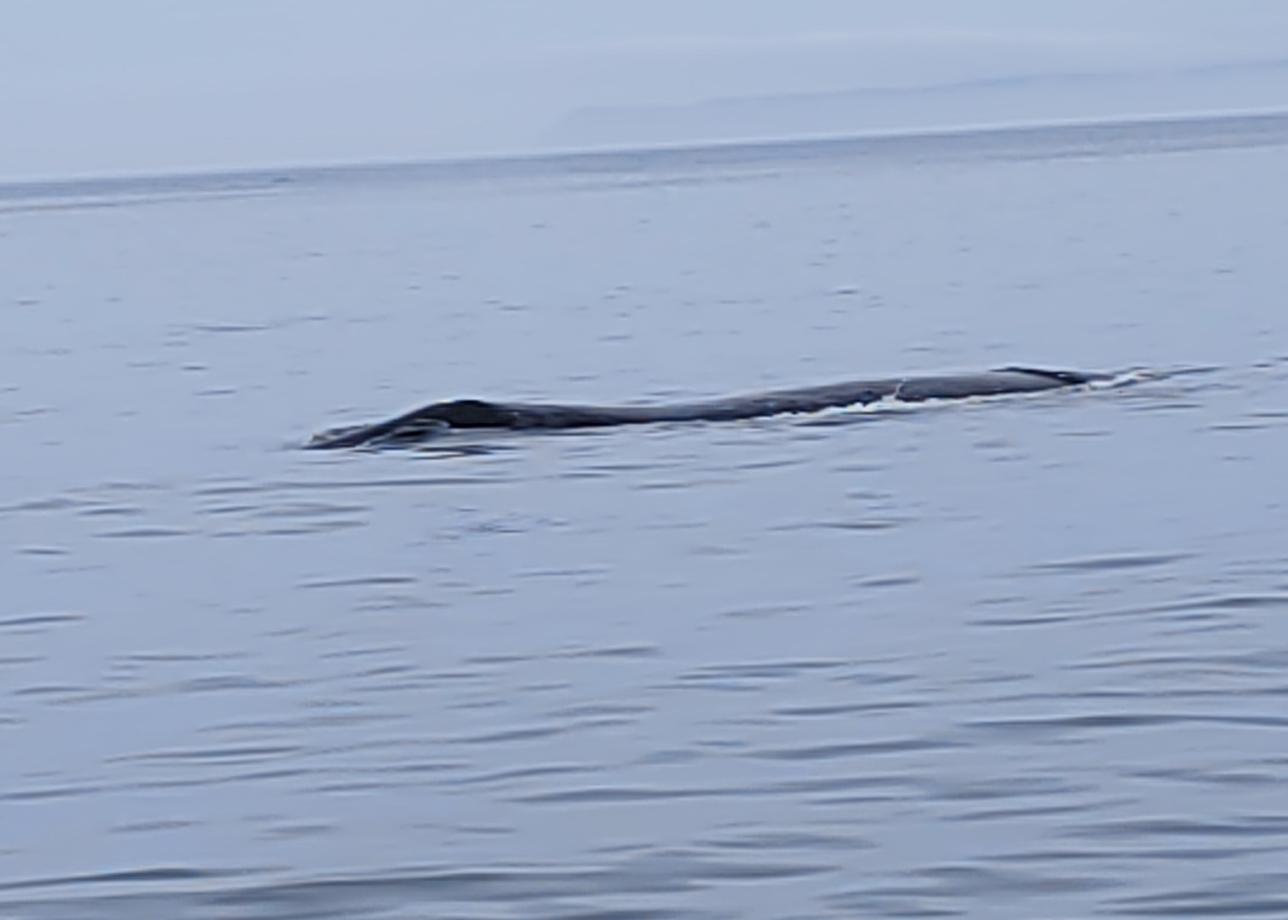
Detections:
4,105,1288,197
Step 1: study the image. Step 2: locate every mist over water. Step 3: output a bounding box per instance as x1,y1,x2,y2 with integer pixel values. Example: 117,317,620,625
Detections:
4,114,1288,918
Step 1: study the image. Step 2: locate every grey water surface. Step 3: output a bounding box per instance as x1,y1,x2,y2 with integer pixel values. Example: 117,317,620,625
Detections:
3,114,1288,918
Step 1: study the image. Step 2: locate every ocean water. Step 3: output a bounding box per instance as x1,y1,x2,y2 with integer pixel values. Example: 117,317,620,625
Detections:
3,114,1288,919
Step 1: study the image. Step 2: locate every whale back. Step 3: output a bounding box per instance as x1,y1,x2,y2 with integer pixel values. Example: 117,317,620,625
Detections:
308,366,1108,449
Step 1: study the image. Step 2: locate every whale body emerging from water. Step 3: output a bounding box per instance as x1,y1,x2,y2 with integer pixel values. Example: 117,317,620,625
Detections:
308,366,1109,449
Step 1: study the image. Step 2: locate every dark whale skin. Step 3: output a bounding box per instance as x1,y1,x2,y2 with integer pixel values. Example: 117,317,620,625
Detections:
308,366,1108,449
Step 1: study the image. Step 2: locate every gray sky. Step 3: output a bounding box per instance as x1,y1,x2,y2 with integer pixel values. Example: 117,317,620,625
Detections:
3,0,1288,181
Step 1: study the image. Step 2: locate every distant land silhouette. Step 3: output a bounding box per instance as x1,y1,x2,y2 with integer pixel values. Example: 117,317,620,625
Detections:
545,59,1288,150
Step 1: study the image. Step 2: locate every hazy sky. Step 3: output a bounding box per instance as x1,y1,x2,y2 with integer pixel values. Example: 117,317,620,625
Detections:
3,0,1288,180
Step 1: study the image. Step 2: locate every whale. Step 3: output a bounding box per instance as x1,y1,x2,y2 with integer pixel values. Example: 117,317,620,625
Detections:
307,366,1109,449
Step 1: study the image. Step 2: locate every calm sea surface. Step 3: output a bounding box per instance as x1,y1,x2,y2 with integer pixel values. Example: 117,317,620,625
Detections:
4,114,1288,919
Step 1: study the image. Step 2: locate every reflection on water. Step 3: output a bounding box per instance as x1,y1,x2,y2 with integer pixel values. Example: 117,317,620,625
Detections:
4,116,1288,918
